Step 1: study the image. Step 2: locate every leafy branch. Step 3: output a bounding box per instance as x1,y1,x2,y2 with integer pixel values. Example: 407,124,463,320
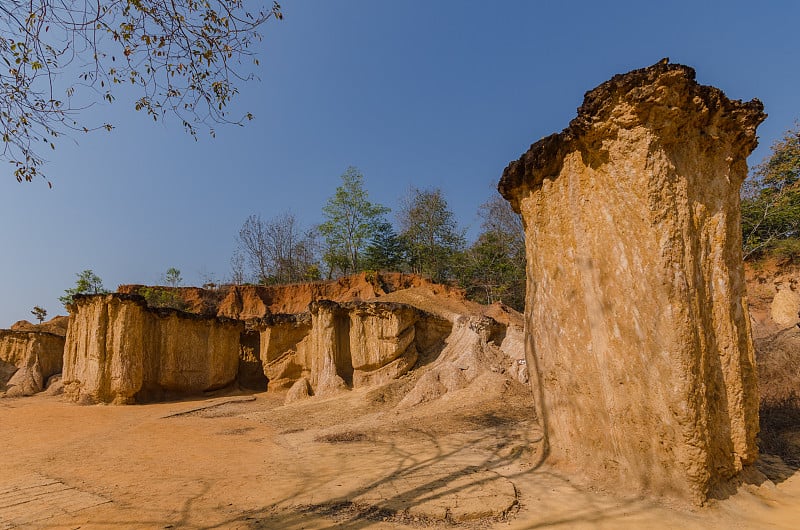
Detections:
1,0,282,184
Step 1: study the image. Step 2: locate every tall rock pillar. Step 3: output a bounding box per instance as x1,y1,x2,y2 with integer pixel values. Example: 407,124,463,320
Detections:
498,61,765,502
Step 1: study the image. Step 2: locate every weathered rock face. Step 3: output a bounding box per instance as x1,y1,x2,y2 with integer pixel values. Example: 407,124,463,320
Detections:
252,300,449,401
349,303,419,388
498,61,764,502
260,313,313,390
121,272,463,320
0,272,520,406
0,330,65,396
745,261,800,409
63,294,243,404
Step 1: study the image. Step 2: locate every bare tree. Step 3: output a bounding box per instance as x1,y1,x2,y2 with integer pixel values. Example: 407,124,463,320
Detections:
229,249,247,285
236,212,319,284
478,193,525,256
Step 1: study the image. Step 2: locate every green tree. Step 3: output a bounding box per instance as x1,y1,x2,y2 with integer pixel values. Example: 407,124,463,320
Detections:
59,270,108,307
164,267,183,287
458,193,526,310
139,286,187,311
398,187,465,282
363,221,407,272
30,306,47,323
742,123,800,260
1,0,283,184
319,167,390,277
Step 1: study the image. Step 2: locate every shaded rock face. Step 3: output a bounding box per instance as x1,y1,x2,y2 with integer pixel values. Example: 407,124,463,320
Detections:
260,314,313,390
745,261,800,409
498,61,764,503
349,303,419,388
63,294,243,404
238,330,268,391
0,330,65,396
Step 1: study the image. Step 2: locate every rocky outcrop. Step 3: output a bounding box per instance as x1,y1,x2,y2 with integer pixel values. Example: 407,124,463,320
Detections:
0,329,65,397
248,300,453,401
745,261,800,409
498,60,764,503
119,272,463,319
53,274,523,406
260,313,313,390
63,294,243,404
11,315,69,336
349,303,420,388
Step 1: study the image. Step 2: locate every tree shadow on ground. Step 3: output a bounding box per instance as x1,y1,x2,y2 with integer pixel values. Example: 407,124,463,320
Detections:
204,419,647,530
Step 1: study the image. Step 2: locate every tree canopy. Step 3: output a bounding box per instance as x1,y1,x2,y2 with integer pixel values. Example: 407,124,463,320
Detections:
742,122,800,260
1,0,282,184
59,269,108,306
363,221,406,272
31,305,47,323
319,167,390,276
164,267,183,287
398,187,465,283
457,193,526,310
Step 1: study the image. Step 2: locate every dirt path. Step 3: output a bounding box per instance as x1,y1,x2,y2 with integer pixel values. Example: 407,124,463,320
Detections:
2,390,800,529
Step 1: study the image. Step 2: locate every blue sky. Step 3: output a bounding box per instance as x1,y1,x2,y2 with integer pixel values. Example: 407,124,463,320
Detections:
1,0,798,325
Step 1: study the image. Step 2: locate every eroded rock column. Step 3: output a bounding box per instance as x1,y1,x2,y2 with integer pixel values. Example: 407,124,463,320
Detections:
498,61,764,502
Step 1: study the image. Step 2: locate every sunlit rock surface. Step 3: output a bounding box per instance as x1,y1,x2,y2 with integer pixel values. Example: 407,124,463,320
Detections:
63,294,242,404
499,60,765,503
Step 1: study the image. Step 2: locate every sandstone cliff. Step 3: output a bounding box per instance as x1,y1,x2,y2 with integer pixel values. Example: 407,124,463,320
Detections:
56,273,527,410
0,329,65,397
231,280,528,407
254,300,450,400
63,294,243,404
498,60,764,503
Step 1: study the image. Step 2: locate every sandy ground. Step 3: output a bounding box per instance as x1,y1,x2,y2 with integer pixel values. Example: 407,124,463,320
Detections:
3,384,800,530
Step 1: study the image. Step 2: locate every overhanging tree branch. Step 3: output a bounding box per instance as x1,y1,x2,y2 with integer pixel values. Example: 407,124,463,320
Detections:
1,0,282,184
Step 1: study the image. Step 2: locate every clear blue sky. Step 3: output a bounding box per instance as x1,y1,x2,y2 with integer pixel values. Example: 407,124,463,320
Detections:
1,0,798,325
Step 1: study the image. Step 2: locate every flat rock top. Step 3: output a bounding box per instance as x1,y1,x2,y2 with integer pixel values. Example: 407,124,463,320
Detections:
498,59,765,211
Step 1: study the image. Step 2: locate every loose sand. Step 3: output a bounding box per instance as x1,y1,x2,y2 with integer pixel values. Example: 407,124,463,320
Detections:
3,379,800,529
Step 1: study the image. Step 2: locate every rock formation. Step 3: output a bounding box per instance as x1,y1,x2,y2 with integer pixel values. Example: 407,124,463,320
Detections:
0,329,65,397
37,272,525,408
11,315,69,336
259,313,313,390
118,272,458,320
745,260,800,410
253,300,446,401
63,294,243,404
498,60,764,502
